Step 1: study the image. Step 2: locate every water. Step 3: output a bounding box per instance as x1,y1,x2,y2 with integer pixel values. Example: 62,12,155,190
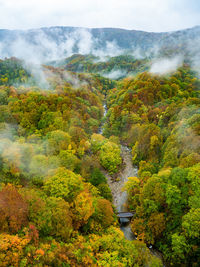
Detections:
103,144,138,240
116,146,137,240
120,224,136,240
98,103,107,134
100,103,165,265
99,104,137,239
115,146,165,265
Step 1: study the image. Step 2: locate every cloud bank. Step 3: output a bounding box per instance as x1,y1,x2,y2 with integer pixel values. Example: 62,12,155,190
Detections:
0,0,200,32
150,56,183,75
0,28,123,63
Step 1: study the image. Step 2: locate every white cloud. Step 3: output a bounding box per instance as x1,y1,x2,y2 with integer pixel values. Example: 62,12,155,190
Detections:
0,27,124,63
0,0,199,32
150,56,183,75
102,69,127,79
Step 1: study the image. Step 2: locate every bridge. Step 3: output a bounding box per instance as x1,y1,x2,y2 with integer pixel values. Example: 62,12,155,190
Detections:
117,212,134,224
117,212,134,218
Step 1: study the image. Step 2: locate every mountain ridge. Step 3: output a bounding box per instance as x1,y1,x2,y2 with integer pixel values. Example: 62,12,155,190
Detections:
1,25,200,33
0,25,200,62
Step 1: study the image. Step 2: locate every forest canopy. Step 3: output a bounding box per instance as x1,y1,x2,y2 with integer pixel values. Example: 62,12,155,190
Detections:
0,54,199,266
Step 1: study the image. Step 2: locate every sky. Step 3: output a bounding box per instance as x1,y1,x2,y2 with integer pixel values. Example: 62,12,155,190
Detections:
0,0,200,32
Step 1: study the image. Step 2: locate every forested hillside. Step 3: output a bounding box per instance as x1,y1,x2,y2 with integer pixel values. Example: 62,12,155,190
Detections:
50,54,149,79
0,45,200,266
104,65,200,265
0,58,162,266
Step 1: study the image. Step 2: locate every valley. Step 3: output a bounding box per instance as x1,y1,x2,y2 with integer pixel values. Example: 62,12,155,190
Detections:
0,26,199,266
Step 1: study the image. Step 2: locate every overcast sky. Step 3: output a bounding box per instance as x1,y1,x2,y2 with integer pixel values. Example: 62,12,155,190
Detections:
0,0,200,32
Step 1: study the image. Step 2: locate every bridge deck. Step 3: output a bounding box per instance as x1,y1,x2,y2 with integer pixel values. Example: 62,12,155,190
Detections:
117,212,134,218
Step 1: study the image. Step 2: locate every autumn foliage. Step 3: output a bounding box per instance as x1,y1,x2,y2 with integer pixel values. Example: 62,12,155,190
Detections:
0,184,28,233
1,57,198,266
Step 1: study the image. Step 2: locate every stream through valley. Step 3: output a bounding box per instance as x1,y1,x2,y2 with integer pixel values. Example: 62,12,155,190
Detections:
100,103,165,266
102,145,137,240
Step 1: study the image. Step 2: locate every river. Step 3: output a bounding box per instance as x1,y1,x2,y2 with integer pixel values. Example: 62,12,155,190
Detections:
102,145,137,240
102,145,165,265
100,103,165,265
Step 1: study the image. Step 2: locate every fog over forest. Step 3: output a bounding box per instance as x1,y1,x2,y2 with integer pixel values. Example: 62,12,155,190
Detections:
0,1,200,267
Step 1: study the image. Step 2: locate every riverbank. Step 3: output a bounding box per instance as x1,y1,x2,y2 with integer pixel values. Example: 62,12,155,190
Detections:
101,146,137,212
102,144,165,265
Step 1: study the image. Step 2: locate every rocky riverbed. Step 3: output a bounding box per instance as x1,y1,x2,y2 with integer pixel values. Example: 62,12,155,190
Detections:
100,104,165,265
102,146,137,212
102,145,165,265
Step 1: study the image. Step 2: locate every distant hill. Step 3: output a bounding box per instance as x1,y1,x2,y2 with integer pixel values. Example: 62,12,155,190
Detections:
0,26,200,62
49,54,150,79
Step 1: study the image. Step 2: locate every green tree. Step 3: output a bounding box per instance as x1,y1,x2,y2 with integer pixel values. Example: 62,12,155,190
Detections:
100,141,122,174
44,168,84,202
